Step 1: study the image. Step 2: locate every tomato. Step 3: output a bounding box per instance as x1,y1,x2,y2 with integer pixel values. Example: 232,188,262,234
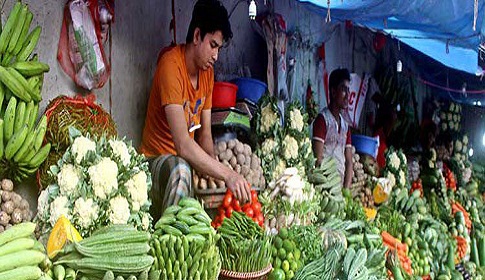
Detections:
252,202,262,214
223,194,233,208
232,199,241,212
242,203,251,212
245,207,254,217
251,190,258,202
226,207,234,218
218,207,225,217
255,213,264,225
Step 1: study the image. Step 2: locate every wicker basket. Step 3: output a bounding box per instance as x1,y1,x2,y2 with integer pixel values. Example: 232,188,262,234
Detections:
218,264,272,280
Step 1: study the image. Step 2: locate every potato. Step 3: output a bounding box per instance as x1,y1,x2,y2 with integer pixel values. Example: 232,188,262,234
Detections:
251,155,259,169
235,142,244,154
208,178,217,189
1,201,14,214
11,209,22,224
235,164,242,174
241,165,250,176
244,155,251,166
19,200,29,211
260,176,266,188
227,139,236,149
230,156,238,168
216,179,225,189
193,173,200,188
226,149,233,160
217,141,227,154
200,178,208,190
237,154,246,165
0,211,10,226
243,144,252,156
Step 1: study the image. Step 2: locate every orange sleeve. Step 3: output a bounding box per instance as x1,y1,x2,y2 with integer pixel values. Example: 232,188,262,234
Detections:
203,69,214,110
157,55,185,106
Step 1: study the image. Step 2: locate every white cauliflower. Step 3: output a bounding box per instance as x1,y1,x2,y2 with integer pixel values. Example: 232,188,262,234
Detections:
289,109,304,132
125,171,149,211
108,195,131,224
261,138,278,161
260,105,279,133
449,122,455,131
447,113,452,121
71,136,96,164
399,170,406,187
387,173,396,188
49,196,70,227
455,140,463,152
389,152,400,170
440,112,446,120
274,159,287,180
141,213,151,231
73,198,98,228
109,139,131,166
463,135,469,145
450,103,455,112
88,157,119,200
442,123,448,131
37,188,50,219
283,135,299,160
57,164,80,195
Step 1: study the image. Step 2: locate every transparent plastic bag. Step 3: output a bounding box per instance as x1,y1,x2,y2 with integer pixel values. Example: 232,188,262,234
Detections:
57,0,114,90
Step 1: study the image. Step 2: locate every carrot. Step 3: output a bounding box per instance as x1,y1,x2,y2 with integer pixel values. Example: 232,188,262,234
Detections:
382,231,407,252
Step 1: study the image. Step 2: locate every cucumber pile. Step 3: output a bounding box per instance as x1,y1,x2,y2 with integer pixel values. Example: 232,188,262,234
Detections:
0,222,49,280
53,224,153,280
151,197,220,280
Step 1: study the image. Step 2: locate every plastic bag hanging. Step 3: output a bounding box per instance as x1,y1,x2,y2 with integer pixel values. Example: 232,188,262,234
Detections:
57,0,114,90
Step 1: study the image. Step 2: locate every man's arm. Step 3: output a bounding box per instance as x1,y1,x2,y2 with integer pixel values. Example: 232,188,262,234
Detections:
165,105,250,202
195,109,215,158
344,146,353,188
312,140,324,167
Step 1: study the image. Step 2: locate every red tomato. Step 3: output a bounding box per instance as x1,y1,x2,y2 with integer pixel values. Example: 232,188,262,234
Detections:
252,202,262,214
226,207,234,217
245,207,254,218
242,203,251,212
232,199,241,212
223,194,233,208
218,208,225,217
258,221,264,227
255,213,264,225
251,190,258,202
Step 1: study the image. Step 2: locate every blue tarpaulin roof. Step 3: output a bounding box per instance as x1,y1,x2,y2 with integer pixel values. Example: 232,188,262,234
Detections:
297,0,485,74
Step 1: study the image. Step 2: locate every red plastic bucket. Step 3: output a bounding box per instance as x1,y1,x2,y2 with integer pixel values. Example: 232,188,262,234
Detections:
213,82,238,108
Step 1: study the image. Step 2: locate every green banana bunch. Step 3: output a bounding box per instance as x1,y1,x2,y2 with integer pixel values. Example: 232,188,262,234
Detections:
0,97,51,183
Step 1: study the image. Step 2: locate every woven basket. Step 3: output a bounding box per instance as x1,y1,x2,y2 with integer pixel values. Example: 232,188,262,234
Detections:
218,264,272,280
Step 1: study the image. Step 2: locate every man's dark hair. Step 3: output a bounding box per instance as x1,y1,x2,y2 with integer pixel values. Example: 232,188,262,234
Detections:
186,0,233,44
329,68,351,92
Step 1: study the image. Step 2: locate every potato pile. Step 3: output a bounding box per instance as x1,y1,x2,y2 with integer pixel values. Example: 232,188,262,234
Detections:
358,185,374,208
193,139,265,190
351,146,367,185
0,179,33,232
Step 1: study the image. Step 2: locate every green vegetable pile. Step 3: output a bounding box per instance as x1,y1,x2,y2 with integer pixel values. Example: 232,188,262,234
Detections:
268,227,303,280
150,197,220,280
217,211,272,273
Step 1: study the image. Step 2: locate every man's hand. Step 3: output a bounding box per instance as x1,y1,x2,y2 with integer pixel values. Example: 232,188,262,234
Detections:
225,171,251,204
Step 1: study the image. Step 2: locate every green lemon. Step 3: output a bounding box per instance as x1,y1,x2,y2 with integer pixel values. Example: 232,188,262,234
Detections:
272,247,278,258
279,228,289,239
283,239,294,252
290,260,298,272
285,270,295,280
274,236,283,249
278,248,287,260
274,257,282,269
282,260,290,272
294,249,301,260
286,252,294,261
270,269,285,280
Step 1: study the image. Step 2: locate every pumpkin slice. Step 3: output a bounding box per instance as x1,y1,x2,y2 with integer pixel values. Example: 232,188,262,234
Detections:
46,215,82,259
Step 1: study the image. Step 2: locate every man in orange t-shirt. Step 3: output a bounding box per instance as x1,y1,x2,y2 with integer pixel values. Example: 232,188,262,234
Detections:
140,0,250,219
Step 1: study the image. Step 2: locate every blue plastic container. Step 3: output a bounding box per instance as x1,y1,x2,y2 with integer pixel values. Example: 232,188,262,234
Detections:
231,78,267,104
351,134,379,159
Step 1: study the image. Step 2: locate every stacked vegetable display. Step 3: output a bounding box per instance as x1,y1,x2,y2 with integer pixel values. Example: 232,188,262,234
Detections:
152,197,220,280
0,178,32,231
439,102,462,133
193,138,265,190
0,2,51,183
217,211,272,273
0,222,49,279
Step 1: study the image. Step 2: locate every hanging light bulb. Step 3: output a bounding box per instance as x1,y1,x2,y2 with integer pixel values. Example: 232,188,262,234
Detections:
462,82,467,94
396,60,402,72
469,148,474,157
249,0,257,20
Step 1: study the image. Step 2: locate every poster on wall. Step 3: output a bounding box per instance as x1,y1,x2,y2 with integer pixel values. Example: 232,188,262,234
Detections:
344,73,370,128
